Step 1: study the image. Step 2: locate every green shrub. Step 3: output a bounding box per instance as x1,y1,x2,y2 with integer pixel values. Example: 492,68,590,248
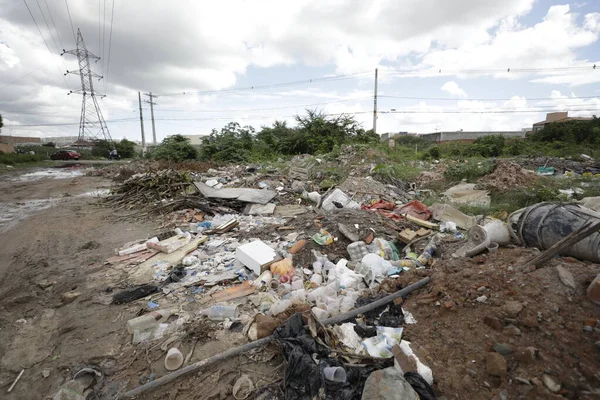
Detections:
444,160,494,181
152,135,198,162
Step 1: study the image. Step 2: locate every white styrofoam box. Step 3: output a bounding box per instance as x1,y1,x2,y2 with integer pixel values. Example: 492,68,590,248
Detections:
235,240,277,275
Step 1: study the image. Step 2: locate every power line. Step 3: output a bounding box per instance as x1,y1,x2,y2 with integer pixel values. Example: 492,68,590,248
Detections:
382,108,600,114
34,0,61,53
154,64,597,98
385,64,598,76
42,0,64,50
379,94,600,101
64,0,76,43
157,96,373,113
102,0,107,78
4,117,137,128
21,0,71,90
157,71,372,97
98,0,101,59
104,0,115,94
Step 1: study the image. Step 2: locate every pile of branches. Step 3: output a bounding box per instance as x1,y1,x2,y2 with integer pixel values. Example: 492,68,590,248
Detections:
103,169,242,216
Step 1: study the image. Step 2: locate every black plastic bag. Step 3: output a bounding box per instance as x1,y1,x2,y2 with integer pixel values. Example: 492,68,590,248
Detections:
322,358,394,400
404,371,436,400
274,313,322,400
354,295,405,327
112,285,158,304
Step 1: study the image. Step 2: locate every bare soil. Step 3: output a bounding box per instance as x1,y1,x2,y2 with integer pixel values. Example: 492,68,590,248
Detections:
1,166,599,399
0,167,281,400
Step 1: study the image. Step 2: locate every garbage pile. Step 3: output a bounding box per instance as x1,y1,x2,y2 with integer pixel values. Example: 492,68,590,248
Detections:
94,161,600,399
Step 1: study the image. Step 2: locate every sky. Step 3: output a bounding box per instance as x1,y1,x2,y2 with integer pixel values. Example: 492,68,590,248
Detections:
1,0,599,142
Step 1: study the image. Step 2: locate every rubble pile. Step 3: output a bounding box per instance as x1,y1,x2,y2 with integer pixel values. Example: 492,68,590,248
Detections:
479,161,537,190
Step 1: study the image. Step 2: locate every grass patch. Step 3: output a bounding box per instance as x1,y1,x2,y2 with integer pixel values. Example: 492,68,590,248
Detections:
372,163,424,184
444,159,494,182
0,152,46,165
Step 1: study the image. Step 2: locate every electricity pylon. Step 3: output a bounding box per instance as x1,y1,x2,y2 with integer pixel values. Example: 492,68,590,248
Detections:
62,28,113,144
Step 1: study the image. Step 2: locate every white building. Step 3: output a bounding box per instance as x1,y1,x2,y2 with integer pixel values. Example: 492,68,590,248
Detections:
180,134,208,146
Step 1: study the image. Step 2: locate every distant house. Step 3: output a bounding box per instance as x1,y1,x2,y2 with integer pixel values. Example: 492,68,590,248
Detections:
531,112,593,132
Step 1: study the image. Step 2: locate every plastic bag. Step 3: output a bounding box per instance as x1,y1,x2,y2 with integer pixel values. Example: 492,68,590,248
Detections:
273,314,324,399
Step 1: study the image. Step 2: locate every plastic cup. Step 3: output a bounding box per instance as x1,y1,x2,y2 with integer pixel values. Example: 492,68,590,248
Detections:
290,289,306,305
165,348,184,370
270,299,292,316
311,307,329,320
309,274,323,287
323,367,346,382
487,242,499,253
291,279,304,291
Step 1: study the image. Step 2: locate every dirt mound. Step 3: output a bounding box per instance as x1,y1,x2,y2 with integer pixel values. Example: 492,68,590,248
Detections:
398,248,600,399
479,161,537,190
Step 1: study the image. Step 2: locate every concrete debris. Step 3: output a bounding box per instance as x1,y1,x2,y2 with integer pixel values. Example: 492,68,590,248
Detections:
444,183,491,208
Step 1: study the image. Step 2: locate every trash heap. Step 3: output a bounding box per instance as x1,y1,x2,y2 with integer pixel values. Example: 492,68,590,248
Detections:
100,163,600,399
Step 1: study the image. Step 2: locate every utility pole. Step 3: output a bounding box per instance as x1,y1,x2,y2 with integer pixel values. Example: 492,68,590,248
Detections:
373,68,378,135
143,92,158,145
138,92,146,152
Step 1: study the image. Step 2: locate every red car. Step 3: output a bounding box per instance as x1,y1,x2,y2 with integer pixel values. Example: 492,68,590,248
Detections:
50,150,81,160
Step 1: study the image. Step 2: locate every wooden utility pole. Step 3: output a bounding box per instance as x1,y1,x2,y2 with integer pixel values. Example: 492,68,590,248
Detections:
373,68,378,134
138,92,146,153
144,92,158,145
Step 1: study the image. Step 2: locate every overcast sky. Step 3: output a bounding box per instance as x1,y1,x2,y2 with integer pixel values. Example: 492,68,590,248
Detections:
1,0,599,142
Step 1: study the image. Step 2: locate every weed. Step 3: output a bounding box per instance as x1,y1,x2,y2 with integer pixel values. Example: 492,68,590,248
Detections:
444,160,494,182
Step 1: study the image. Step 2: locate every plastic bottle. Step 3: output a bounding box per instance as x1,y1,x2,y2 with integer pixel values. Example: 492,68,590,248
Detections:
202,305,240,321
126,309,172,334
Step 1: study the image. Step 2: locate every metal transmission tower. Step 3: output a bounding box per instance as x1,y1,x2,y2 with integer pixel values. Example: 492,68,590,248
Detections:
62,28,113,144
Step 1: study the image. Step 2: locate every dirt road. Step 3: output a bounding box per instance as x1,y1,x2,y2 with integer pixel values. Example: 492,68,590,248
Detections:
0,167,158,398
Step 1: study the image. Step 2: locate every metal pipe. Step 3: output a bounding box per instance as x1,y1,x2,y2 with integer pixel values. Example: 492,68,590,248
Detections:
120,277,431,398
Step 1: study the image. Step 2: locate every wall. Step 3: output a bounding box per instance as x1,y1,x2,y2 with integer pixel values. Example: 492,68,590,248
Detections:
181,135,208,146
0,143,15,153
420,131,525,143
0,136,41,145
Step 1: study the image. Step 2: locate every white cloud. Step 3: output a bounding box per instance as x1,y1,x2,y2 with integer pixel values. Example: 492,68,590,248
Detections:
1,0,600,140
419,5,600,85
440,81,467,98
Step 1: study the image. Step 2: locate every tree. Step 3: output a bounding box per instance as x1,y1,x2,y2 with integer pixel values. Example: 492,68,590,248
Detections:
0,114,3,134
91,139,137,158
200,122,255,162
152,134,198,161
117,139,136,158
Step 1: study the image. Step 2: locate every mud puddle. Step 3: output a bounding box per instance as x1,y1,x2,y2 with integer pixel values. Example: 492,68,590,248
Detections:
13,168,87,182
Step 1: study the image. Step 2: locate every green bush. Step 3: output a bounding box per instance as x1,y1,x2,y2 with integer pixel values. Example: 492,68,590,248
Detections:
152,135,198,162
465,135,505,157
444,160,494,181
92,139,137,158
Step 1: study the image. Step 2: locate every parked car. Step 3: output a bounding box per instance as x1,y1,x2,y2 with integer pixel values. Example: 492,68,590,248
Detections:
50,150,81,160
